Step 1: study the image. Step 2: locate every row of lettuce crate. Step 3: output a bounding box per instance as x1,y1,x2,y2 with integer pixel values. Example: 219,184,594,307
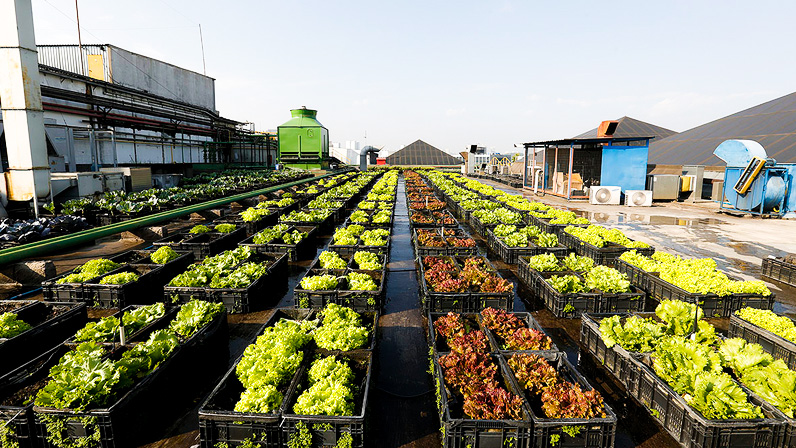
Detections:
39,171,389,311
427,308,617,448
579,304,796,448
199,305,378,448
291,172,399,312
0,300,229,448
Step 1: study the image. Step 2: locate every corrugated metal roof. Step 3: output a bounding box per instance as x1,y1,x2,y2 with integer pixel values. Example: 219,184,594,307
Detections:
385,140,460,166
574,116,676,140
648,92,796,165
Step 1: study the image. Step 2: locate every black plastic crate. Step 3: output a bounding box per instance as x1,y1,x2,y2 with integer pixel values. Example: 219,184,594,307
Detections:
761,257,796,287
33,308,228,448
535,272,602,318
180,228,248,260
84,264,161,308
421,281,513,313
728,314,796,371
413,229,478,258
558,232,654,267
646,274,774,318
630,355,787,448
198,333,300,448
294,270,385,311
166,253,288,313
502,352,617,448
426,312,484,355
206,253,289,314
613,258,656,292
0,301,87,378
282,352,372,448
488,230,569,265
241,226,318,262
469,215,499,238
0,344,72,448
433,353,532,448
579,313,653,398
479,311,559,355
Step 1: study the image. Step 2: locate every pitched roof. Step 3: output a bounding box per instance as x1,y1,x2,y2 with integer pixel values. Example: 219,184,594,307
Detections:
385,139,461,165
574,116,677,140
648,92,796,165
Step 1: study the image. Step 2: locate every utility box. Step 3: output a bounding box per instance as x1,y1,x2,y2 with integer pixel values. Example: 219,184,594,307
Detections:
102,173,125,192
646,174,680,201
101,167,152,192
152,174,182,189
50,172,104,199
277,107,329,170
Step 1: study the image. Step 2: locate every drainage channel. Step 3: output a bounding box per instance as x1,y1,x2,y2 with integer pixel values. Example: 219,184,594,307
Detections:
369,175,441,447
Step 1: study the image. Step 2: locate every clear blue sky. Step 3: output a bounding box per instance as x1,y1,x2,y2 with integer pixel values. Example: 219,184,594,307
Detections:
32,0,796,155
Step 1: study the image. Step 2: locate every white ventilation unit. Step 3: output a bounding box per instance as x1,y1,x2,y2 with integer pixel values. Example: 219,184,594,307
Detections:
624,190,653,207
589,186,621,205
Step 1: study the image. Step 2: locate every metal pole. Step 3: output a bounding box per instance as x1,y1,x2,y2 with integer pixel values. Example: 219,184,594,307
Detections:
74,0,85,76
199,24,207,76
567,143,574,200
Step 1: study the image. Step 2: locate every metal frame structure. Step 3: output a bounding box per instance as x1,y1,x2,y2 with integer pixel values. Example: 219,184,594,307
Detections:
521,136,652,200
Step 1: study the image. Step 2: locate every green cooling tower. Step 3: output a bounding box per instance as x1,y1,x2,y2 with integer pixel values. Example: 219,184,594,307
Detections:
277,107,329,170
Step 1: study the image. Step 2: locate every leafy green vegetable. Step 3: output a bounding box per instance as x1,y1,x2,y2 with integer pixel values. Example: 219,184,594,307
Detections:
122,303,166,335
527,253,560,272
314,304,368,351
319,251,347,269
652,336,722,396
599,315,664,352
735,308,796,343
35,343,121,411
685,372,764,420
346,272,378,291
74,317,121,342
353,251,382,270
547,275,586,293
0,312,31,338
151,246,180,264
99,272,139,285
292,356,355,416
560,253,593,272
584,266,630,293
214,223,237,233
168,300,224,339
300,274,338,291
208,262,268,289
189,224,211,234
57,259,121,284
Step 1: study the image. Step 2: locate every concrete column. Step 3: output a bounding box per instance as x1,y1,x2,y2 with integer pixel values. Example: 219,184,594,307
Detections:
0,0,50,202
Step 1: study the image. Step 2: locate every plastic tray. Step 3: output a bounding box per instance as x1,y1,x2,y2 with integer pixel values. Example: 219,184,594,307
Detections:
294,269,385,311
240,225,318,261
479,311,559,355
0,344,72,448
165,253,288,313
761,257,796,287
0,301,87,378
630,354,788,448
728,314,796,371
33,308,228,448
281,352,372,448
487,229,569,265
503,352,618,448
433,352,533,448
558,231,654,267
645,274,774,318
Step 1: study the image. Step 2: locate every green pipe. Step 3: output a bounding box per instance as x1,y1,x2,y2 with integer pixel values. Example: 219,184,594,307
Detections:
0,170,353,265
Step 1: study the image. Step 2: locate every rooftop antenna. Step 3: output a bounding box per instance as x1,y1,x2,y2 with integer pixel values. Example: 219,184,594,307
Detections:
199,24,207,75
74,0,85,76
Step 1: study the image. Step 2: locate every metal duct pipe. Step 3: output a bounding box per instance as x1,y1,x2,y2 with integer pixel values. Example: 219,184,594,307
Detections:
0,0,51,210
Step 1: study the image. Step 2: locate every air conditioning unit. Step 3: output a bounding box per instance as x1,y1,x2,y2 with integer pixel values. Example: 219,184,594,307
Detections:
590,186,621,205
624,190,653,207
